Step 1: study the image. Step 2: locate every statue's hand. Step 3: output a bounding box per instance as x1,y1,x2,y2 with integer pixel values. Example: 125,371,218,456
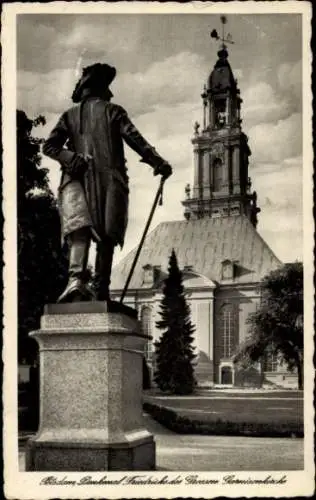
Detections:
64,153,90,178
153,161,173,179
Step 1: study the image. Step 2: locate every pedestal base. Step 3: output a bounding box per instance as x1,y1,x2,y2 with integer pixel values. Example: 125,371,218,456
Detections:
25,303,155,471
26,436,155,471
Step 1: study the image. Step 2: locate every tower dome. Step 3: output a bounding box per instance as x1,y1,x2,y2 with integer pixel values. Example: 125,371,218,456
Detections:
207,47,237,92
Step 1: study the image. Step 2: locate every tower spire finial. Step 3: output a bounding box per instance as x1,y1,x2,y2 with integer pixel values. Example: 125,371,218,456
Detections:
220,15,227,49
210,15,234,50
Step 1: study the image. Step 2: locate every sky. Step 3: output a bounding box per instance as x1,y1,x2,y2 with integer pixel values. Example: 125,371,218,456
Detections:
16,11,304,266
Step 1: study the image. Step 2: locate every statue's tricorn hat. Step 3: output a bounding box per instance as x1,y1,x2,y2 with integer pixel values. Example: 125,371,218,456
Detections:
72,63,116,103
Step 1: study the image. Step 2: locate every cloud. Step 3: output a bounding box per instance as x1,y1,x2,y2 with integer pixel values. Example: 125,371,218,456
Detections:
114,173,186,266
17,15,141,73
17,20,60,71
260,227,302,263
253,156,302,205
18,69,75,116
113,51,206,117
252,155,302,262
277,60,302,102
242,82,291,127
131,101,200,140
240,59,302,134
61,19,141,57
233,68,243,80
17,50,206,122
248,113,302,164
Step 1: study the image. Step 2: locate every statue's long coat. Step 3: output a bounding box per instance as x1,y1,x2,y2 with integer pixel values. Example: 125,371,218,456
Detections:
43,98,160,247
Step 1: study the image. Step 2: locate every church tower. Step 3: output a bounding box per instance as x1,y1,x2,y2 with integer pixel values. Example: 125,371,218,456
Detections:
182,17,260,227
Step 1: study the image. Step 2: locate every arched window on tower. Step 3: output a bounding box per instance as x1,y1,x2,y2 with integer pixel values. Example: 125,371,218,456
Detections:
140,306,154,364
213,158,223,191
214,98,227,128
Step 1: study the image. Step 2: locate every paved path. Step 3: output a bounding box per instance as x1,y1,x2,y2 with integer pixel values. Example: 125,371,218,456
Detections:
143,414,304,471
149,395,302,400
19,415,304,471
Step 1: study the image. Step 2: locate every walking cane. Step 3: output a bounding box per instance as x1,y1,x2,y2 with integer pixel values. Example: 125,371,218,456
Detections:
120,176,166,303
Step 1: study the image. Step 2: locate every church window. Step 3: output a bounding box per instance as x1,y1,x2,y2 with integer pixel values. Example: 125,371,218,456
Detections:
231,205,240,215
263,348,278,372
218,303,238,359
223,307,233,357
183,265,193,272
222,260,234,280
141,306,154,364
213,158,223,191
142,264,153,286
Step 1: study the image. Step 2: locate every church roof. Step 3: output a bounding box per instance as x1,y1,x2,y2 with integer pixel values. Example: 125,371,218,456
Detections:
111,215,281,291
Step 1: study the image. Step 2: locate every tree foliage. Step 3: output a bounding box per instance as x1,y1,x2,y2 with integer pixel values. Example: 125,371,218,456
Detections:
154,249,196,394
234,262,304,389
17,110,68,363
17,110,48,198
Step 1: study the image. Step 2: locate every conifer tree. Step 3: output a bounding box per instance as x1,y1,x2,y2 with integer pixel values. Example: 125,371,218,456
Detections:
154,249,196,394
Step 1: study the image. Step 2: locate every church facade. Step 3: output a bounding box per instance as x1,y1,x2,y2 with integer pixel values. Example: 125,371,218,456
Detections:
111,41,297,388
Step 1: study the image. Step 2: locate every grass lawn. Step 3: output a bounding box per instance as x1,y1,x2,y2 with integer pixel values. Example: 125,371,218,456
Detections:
198,390,302,398
143,391,303,426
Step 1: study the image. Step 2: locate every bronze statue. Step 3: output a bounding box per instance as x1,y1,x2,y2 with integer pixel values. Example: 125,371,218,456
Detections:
43,63,172,303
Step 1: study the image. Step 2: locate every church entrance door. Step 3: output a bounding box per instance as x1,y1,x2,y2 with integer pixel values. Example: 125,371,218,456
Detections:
221,366,233,385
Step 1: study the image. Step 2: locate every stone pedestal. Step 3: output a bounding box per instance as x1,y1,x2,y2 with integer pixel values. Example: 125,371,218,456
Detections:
25,302,155,471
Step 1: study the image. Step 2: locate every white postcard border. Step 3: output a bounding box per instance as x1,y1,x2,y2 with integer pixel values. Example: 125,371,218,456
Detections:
2,2,314,499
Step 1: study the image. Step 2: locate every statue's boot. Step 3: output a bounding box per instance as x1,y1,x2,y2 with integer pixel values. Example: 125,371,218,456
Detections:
57,228,92,303
94,237,115,302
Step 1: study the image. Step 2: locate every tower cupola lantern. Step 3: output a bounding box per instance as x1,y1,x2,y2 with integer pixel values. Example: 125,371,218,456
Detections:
206,16,240,131
182,16,260,227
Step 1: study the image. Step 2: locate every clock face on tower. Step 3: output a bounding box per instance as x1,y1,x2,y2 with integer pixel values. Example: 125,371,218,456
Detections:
212,142,225,158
